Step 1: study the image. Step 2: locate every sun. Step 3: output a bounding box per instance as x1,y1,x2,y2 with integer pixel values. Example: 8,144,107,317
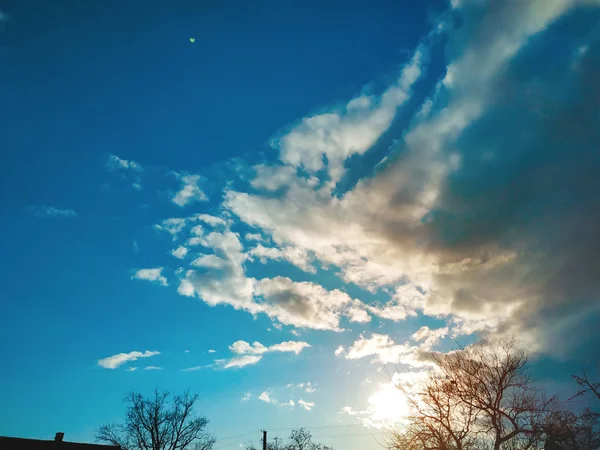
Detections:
368,383,412,427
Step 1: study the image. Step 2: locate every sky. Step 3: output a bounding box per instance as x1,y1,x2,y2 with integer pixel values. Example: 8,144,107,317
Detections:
1,0,600,449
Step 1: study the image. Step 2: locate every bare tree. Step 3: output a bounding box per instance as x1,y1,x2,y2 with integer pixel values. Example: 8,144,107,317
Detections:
571,371,600,402
288,429,312,450
544,408,600,450
440,339,554,450
245,436,287,450
96,389,215,450
387,338,554,450
245,429,332,450
288,428,332,450
388,372,482,450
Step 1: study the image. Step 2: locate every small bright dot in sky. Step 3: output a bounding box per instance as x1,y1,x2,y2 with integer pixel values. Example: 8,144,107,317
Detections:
189,37,195,43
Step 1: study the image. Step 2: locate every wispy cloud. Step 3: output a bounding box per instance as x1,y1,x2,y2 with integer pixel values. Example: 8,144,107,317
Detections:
216,355,263,369
256,391,296,409
298,399,314,411
28,205,76,218
268,341,311,354
143,366,162,371
181,365,210,372
132,268,168,286
106,154,142,172
98,350,160,369
229,340,310,355
216,339,310,369
172,174,207,207
154,218,187,240
105,154,142,190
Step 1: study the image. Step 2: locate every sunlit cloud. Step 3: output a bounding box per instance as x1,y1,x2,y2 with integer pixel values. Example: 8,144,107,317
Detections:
133,268,168,286
98,350,160,369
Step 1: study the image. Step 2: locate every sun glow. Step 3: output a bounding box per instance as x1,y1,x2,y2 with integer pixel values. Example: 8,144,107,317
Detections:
368,383,412,427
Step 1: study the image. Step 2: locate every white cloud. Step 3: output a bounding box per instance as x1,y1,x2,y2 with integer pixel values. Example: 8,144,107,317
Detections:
154,218,187,240
192,214,227,227
133,268,168,286
277,49,424,184
181,365,209,372
248,244,315,273
29,205,77,218
269,341,311,354
171,246,188,259
245,233,265,242
221,0,577,343
137,0,598,353
251,164,297,191
298,399,315,411
126,367,138,372
229,339,310,356
191,254,227,269
411,326,448,349
143,366,162,370
254,277,363,331
178,278,195,297
241,392,252,401
218,339,309,369
280,399,295,409
172,174,207,207
178,230,256,311
343,332,445,368
258,391,273,403
346,333,412,364
106,154,142,172
256,392,296,409
303,382,316,393
208,349,216,353
229,340,269,355
133,240,140,254
345,301,372,323
98,350,160,369
334,345,345,356
367,284,424,321
217,355,263,369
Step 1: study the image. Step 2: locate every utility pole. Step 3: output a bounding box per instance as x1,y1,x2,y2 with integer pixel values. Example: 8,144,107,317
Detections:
262,430,267,450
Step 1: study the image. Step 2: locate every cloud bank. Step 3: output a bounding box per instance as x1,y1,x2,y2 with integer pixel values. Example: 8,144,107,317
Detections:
137,0,600,357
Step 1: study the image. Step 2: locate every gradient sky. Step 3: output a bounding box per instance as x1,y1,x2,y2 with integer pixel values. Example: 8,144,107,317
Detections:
1,1,600,450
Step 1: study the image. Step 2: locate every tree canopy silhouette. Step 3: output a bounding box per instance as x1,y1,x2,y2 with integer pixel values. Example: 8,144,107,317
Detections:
96,389,215,450
387,339,556,450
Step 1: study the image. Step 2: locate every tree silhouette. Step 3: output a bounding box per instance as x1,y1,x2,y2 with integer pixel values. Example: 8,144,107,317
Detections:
387,338,555,450
571,371,600,402
96,389,215,450
544,408,600,450
245,429,332,450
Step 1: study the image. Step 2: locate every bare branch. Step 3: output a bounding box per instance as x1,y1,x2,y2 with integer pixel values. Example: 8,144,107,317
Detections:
96,390,215,450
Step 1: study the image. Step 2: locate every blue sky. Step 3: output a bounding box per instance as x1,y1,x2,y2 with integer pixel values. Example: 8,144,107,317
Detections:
1,1,600,449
